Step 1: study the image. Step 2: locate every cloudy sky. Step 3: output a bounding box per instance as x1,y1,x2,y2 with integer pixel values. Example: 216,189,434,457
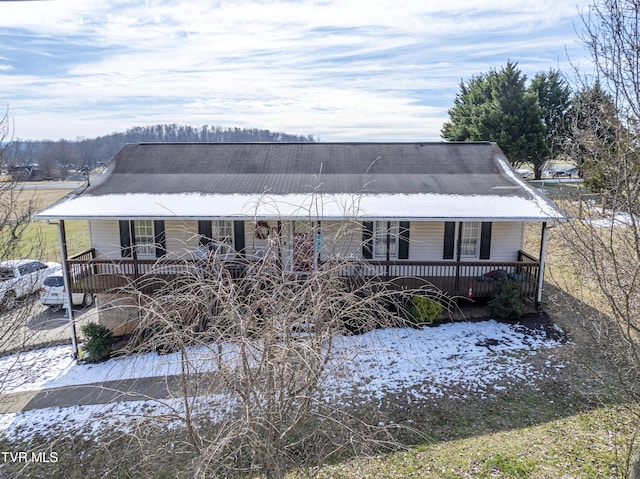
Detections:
0,0,593,142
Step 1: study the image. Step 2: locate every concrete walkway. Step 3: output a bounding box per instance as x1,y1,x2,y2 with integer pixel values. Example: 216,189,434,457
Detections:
0,375,187,414
0,300,169,415
1,299,96,356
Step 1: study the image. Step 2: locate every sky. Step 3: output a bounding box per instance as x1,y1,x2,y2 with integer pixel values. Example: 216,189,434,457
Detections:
0,0,593,142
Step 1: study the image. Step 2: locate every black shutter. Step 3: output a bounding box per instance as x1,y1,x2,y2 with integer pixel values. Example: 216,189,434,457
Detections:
234,221,245,256
154,220,166,258
198,221,212,247
443,222,455,259
119,220,132,258
398,221,410,260
479,222,492,260
362,221,373,259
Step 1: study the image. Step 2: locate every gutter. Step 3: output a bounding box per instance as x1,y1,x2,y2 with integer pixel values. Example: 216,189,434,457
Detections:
32,214,565,223
536,220,559,309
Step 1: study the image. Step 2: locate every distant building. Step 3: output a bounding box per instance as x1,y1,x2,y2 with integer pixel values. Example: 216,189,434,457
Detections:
9,165,46,182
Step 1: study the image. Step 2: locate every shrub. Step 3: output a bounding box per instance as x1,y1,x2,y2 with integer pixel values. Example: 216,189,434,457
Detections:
488,272,523,320
407,295,443,326
81,322,115,363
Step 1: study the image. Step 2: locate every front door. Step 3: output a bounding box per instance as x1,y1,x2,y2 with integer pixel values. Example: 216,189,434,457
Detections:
292,222,314,272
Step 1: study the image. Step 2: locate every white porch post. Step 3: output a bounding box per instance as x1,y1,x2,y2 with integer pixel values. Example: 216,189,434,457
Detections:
57,220,79,359
537,221,549,310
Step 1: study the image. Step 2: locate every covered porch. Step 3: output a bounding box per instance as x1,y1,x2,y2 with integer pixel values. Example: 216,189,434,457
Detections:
64,248,541,302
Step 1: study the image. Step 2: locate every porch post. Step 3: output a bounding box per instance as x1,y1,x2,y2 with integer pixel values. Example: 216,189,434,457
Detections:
128,220,140,280
536,221,548,310
57,220,79,360
314,220,321,271
276,221,283,271
454,222,463,295
385,220,391,280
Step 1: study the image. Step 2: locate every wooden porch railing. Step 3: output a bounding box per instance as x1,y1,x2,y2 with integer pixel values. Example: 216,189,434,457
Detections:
66,249,540,300
337,252,539,300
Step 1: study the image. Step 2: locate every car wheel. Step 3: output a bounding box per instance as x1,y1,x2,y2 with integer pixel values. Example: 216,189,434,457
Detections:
2,291,16,310
81,294,94,308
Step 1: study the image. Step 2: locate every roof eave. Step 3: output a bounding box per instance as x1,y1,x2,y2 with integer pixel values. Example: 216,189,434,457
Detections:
33,213,566,223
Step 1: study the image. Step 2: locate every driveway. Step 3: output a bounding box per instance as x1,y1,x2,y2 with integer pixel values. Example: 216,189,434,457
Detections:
0,295,97,355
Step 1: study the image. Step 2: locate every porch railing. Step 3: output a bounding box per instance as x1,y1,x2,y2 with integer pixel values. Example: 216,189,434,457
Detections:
66,249,540,300
337,254,539,300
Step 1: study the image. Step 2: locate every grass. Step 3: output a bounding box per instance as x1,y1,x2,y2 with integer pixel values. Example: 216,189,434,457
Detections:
0,183,90,261
296,403,639,478
21,219,91,261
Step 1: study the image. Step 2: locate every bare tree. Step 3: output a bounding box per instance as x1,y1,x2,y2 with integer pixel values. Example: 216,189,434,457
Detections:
0,106,50,395
0,105,39,278
115,224,449,478
557,1,640,476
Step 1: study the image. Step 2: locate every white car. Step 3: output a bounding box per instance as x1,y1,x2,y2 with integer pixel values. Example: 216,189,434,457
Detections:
39,270,94,309
0,259,61,309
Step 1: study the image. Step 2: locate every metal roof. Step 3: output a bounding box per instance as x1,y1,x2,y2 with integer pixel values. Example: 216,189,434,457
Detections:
89,142,513,196
34,142,565,221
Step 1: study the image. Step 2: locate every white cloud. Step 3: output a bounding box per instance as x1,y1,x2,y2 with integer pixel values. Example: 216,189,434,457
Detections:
0,0,593,141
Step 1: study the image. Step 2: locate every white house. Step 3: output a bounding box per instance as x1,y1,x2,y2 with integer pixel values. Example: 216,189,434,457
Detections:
35,141,565,335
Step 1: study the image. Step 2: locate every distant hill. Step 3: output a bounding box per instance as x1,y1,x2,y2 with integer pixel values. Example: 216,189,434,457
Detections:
5,124,315,180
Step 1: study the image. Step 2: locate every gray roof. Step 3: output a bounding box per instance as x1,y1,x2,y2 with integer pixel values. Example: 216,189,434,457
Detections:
35,142,565,221
88,141,519,197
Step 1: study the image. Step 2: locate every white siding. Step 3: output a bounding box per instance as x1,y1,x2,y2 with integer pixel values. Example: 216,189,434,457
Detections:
318,221,362,259
166,221,201,255
90,220,203,260
89,219,525,262
407,222,445,261
90,220,125,260
489,222,525,261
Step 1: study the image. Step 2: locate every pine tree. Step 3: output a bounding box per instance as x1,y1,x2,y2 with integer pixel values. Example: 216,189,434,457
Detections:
441,62,546,178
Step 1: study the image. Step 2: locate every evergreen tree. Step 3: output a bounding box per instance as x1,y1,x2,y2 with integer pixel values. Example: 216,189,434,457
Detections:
566,82,627,196
529,69,572,177
441,62,546,178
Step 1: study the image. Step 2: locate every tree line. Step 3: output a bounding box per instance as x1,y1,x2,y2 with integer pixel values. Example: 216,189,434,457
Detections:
2,124,315,180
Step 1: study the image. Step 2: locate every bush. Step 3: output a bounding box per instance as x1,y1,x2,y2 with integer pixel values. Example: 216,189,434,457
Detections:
488,272,523,320
407,295,443,326
81,322,115,363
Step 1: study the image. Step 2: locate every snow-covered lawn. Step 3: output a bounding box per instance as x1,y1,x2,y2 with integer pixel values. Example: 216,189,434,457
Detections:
583,206,639,228
0,319,566,442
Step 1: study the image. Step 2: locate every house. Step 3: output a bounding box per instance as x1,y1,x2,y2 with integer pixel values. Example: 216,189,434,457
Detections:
34,142,565,335
10,165,46,182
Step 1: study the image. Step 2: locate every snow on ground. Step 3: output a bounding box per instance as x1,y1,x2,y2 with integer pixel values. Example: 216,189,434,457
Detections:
0,319,566,442
583,206,639,228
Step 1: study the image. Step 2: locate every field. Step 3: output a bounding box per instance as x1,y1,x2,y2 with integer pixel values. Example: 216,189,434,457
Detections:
0,186,638,478
0,183,90,262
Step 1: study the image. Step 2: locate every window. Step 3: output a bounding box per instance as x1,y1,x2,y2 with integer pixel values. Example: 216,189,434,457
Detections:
373,221,398,258
133,220,155,257
460,222,480,257
19,262,43,275
119,220,165,258
210,220,234,255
